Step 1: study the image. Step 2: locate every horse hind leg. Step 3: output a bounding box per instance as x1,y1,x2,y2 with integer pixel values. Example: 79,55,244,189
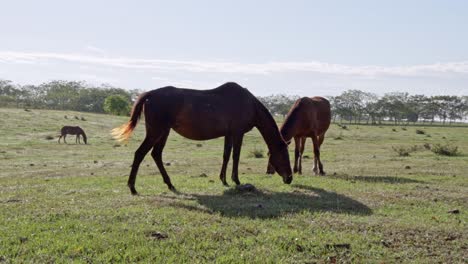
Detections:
311,135,325,176
317,134,326,175
128,136,157,195
219,136,233,186
58,135,62,144
63,135,68,144
231,133,244,185
150,128,175,191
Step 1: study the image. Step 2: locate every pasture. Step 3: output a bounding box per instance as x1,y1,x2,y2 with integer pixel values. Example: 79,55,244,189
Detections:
0,108,467,263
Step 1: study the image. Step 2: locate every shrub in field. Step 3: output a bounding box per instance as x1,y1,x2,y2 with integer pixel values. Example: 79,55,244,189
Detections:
45,135,54,140
392,146,411,156
416,129,425,135
423,143,431,150
401,127,407,131
334,133,344,140
249,148,264,158
392,128,397,132
431,144,460,156
392,145,419,157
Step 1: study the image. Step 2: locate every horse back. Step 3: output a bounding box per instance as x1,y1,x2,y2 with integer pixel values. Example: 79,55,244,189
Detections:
143,83,257,140
297,97,331,135
61,126,83,135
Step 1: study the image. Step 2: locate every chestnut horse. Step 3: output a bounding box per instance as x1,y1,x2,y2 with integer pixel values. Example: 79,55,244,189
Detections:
267,97,330,175
58,126,87,144
112,82,292,195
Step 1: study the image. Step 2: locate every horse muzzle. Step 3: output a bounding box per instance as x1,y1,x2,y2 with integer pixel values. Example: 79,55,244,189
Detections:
283,175,293,184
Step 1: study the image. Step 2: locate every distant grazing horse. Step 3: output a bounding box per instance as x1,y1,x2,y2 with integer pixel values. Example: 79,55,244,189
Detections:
267,97,331,175
112,82,292,195
58,126,88,144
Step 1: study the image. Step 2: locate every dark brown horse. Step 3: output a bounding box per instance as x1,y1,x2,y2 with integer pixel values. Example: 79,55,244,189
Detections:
267,97,331,175
58,126,87,144
112,82,292,195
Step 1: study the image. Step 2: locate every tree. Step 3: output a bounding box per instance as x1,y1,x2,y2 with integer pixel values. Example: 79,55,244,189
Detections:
257,94,299,118
406,95,427,124
380,92,410,124
333,90,372,123
0,80,21,107
41,80,81,110
447,96,467,124
103,95,131,116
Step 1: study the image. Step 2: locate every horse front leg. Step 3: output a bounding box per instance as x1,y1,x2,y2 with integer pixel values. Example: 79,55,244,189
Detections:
219,136,233,186
231,133,244,185
298,137,306,174
293,137,300,173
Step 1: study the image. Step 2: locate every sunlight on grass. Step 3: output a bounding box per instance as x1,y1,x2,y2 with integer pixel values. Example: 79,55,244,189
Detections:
0,108,467,262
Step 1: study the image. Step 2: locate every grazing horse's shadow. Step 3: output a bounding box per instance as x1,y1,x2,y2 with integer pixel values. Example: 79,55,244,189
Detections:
168,184,372,219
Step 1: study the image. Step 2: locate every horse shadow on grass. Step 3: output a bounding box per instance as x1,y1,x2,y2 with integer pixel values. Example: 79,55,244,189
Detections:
169,184,372,219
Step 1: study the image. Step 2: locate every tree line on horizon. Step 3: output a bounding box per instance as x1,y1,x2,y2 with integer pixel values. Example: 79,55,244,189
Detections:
260,91,468,125
1,79,467,125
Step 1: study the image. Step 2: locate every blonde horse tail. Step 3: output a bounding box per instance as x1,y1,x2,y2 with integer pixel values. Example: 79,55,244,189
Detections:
111,92,150,142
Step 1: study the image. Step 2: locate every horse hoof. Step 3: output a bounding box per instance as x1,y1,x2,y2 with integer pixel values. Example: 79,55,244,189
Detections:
129,185,138,195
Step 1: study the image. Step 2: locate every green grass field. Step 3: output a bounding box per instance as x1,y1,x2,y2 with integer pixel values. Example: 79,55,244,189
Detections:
0,108,467,263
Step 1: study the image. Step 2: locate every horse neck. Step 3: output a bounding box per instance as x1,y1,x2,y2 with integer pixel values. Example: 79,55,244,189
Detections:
254,101,284,152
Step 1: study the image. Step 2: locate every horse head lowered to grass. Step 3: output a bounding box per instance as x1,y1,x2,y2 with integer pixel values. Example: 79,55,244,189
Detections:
112,82,292,195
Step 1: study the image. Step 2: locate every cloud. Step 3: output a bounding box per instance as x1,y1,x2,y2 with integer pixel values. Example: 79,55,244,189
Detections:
84,45,106,54
1,50,468,77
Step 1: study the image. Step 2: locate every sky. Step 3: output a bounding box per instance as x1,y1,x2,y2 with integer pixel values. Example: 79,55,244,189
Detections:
1,0,467,96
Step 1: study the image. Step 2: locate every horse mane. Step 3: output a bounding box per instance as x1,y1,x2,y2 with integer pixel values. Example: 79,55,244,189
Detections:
280,98,303,142
253,96,287,148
